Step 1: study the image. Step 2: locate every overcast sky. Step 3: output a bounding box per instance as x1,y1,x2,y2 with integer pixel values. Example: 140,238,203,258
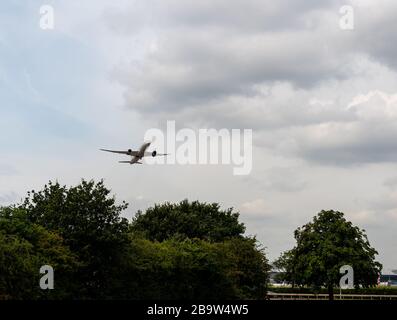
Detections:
1,0,397,271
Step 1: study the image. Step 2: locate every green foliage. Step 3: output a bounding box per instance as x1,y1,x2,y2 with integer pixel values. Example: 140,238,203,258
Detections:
127,200,268,299
131,199,245,242
117,236,269,299
20,179,129,298
0,180,269,300
222,237,269,299
22,180,129,250
0,207,79,299
0,231,36,300
274,210,382,299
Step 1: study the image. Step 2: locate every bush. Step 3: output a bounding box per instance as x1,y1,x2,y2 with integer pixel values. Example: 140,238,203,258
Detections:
118,236,269,299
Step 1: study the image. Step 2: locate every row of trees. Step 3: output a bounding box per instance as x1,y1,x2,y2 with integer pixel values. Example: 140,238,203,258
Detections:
0,179,382,300
0,180,269,299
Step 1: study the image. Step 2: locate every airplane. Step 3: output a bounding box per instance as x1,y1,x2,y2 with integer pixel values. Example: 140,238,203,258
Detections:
100,142,168,164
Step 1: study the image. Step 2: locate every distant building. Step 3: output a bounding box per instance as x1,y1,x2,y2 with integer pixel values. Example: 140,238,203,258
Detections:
379,274,397,287
269,268,397,287
268,271,289,286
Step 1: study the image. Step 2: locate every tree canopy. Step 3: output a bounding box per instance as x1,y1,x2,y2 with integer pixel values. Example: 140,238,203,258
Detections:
131,199,245,242
0,207,79,299
20,180,129,298
128,199,268,299
274,210,382,300
0,180,269,300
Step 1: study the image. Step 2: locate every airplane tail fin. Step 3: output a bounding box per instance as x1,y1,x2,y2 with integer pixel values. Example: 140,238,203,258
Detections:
118,161,143,164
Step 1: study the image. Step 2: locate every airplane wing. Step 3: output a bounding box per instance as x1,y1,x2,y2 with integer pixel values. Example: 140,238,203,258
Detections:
100,149,139,156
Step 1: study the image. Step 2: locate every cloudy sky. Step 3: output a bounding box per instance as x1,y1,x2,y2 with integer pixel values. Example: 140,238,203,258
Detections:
1,0,397,270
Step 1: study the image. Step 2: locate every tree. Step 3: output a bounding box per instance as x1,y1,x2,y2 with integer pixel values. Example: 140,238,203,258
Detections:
131,199,245,242
0,207,79,299
274,210,382,300
221,237,269,299
128,200,269,299
20,180,129,298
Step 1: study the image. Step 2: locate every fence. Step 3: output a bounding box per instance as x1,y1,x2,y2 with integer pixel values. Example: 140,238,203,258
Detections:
267,292,397,300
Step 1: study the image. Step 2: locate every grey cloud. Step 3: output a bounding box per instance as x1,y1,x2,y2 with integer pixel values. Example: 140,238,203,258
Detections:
117,30,349,115
107,0,359,116
344,3,397,71
297,136,397,165
290,91,397,165
383,176,397,190
103,0,397,116
104,0,339,34
243,166,308,193
105,0,397,167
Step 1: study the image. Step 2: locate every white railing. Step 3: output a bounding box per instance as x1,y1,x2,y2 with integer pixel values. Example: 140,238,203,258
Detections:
267,292,397,300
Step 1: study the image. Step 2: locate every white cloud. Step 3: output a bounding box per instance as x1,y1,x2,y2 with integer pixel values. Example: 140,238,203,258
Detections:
346,209,378,225
240,198,274,218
